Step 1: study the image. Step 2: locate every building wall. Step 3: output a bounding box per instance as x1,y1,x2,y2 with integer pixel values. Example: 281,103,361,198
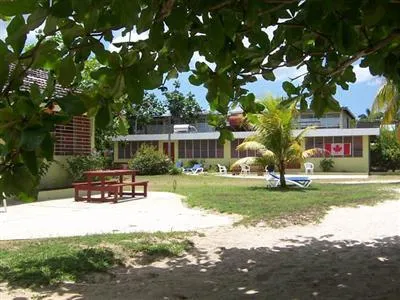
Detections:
300,135,370,173
114,135,371,173
39,116,94,190
39,156,73,190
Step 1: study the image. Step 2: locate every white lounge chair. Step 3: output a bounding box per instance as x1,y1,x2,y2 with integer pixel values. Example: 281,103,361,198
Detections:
304,162,314,175
183,163,204,175
217,164,227,175
265,172,312,188
240,164,251,176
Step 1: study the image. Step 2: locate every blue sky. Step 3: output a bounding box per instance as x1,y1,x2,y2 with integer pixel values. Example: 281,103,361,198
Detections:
0,21,383,118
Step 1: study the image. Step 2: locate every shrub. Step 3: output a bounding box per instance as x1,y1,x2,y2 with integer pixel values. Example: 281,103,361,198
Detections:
169,166,183,175
128,144,172,175
320,158,335,172
66,151,107,182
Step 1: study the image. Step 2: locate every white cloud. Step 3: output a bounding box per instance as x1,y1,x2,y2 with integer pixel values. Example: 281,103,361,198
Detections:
108,30,149,52
272,65,307,82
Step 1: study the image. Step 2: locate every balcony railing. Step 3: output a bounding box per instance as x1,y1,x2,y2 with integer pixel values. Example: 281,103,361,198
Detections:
134,122,216,134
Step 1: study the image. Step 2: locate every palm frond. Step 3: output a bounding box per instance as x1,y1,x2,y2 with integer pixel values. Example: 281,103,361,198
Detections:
230,157,258,168
236,141,265,151
302,148,326,158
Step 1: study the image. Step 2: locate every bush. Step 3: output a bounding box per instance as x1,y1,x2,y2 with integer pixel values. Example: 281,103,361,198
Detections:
371,130,400,172
320,158,335,172
128,144,172,175
169,166,183,175
65,151,107,182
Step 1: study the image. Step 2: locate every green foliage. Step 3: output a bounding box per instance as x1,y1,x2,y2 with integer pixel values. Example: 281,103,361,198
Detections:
236,97,313,187
65,152,107,182
169,165,183,175
320,158,335,172
128,144,172,175
129,92,166,133
371,129,400,171
2,0,400,197
164,81,202,124
371,80,400,124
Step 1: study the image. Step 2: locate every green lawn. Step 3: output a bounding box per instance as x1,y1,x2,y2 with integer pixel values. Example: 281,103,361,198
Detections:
139,174,397,227
0,232,192,288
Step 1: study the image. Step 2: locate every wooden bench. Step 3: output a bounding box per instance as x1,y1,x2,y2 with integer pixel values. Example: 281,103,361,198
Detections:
73,180,119,202
110,181,149,198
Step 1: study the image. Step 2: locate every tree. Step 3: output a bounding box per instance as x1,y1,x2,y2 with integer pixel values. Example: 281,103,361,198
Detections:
163,81,202,124
371,129,400,172
129,92,166,133
233,97,316,188
2,0,400,198
372,80,400,124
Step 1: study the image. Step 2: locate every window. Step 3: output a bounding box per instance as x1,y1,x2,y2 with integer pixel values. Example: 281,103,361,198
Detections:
231,139,259,158
117,141,158,159
306,136,363,158
178,139,224,159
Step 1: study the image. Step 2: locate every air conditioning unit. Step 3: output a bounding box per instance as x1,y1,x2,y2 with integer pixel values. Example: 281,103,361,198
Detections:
173,124,197,133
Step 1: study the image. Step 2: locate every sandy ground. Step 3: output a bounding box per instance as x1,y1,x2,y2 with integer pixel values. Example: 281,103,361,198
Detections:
2,192,400,299
0,192,236,240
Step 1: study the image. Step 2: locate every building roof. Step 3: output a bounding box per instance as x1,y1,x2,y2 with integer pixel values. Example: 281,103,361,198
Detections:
113,127,380,142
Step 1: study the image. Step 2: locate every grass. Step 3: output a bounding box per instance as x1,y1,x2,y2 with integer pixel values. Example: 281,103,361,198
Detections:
0,232,193,288
139,174,397,227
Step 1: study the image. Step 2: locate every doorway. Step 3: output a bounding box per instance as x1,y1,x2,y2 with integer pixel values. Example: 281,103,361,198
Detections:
163,142,175,162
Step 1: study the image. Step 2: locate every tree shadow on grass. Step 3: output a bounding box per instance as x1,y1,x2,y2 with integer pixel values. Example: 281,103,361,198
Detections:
7,236,400,299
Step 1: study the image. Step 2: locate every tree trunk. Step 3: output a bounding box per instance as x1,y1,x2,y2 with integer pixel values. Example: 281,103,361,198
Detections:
279,161,286,188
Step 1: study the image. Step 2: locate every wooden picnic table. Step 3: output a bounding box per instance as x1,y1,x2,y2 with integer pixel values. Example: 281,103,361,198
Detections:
73,169,148,202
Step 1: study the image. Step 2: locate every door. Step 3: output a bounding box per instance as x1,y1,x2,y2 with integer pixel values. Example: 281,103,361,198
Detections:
163,142,175,162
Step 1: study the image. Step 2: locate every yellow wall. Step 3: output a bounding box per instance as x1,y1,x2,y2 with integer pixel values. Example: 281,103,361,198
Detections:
113,135,371,173
300,136,370,173
39,156,73,190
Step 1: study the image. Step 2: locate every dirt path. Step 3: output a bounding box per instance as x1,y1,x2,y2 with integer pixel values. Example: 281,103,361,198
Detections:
2,198,400,299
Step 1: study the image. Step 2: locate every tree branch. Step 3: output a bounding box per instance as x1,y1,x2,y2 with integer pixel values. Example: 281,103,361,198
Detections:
328,30,400,77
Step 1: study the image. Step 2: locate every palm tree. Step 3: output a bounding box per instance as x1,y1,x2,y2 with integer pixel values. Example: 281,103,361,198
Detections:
372,79,400,124
232,97,317,188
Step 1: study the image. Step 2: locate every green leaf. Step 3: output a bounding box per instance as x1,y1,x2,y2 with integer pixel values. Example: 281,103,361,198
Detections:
41,133,54,161
95,103,112,129
43,15,58,35
26,8,47,31
142,71,162,90
21,150,38,176
363,3,385,26
166,69,179,80
57,55,76,86
0,41,10,90
149,22,164,50
0,0,37,16
188,74,203,86
20,128,47,151
218,128,234,143
30,83,42,106
137,7,153,34
282,81,297,95
56,94,86,115
6,15,27,55
262,70,275,81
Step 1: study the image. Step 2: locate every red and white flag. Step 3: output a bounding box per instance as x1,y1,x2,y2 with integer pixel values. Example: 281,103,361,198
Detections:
325,143,351,156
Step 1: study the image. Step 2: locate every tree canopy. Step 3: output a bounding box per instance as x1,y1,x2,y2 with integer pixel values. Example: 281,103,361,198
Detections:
1,0,400,199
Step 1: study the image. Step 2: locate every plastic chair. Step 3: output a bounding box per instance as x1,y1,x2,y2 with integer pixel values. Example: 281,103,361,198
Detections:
217,164,227,175
240,164,251,175
304,162,314,175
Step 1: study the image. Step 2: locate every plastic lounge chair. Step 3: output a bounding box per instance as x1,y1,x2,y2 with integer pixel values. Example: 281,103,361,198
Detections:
240,164,251,176
304,162,314,175
266,172,312,188
217,164,228,175
183,163,204,175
